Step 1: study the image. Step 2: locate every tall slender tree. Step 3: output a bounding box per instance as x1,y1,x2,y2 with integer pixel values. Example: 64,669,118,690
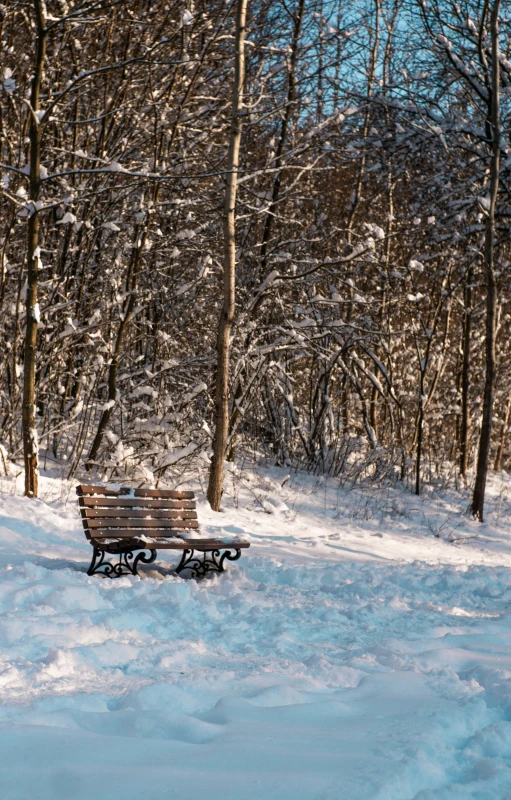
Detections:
472,0,502,520
207,0,248,510
22,0,47,498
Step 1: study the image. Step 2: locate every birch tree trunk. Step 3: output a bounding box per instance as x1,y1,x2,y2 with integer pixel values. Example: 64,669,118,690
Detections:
471,0,501,521
207,0,248,511
22,0,46,498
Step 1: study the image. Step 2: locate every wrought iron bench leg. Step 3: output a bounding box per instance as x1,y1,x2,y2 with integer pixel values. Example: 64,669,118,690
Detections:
88,547,104,576
87,547,157,578
175,548,241,579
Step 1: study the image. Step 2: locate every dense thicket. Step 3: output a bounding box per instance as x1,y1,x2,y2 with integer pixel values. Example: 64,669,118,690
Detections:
1,0,511,513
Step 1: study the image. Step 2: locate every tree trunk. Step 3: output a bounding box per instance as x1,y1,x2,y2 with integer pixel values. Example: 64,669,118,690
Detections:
415,382,425,496
346,0,380,242
459,266,472,479
207,0,248,511
471,0,501,521
86,223,146,470
22,0,46,498
259,0,304,279
494,394,511,472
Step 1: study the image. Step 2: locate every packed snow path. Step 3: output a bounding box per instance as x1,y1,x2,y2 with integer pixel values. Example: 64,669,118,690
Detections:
1,470,511,799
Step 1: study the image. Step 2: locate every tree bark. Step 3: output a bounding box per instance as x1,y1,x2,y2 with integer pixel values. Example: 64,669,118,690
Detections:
415,388,425,496
346,0,380,242
459,266,472,479
494,394,511,472
413,282,453,495
86,223,147,470
22,0,46,498
471,0,501,521
258,0,304,279
207,0,248,511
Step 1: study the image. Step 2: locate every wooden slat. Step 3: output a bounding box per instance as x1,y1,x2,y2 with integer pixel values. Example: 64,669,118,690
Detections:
80,497,196,510
77,485,194,499
163,540,249,549
126,488,195,499
92,538,250,549
90,529,199,538
83,508,197,520
87,518,199,530
77,485,120,497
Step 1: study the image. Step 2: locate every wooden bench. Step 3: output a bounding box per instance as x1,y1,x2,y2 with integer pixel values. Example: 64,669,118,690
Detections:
77,484,250,579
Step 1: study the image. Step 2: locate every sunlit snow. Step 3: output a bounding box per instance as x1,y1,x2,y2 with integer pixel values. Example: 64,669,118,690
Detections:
1,468,511,798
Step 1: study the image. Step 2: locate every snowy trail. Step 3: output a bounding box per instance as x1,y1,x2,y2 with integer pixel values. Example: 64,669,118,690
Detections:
1,471,511,798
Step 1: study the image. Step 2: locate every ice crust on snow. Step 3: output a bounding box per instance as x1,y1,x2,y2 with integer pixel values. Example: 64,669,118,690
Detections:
1,469,511,797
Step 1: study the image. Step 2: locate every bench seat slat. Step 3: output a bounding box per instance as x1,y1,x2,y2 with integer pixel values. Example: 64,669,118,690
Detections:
79,497,196,510
78,485,194,499
89,531,198,537
87,531,196,539
82,508,198,520
86,518,199,530
91,537,250,550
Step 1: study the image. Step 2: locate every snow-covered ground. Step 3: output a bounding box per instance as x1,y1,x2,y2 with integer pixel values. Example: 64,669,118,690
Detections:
1,466,511,799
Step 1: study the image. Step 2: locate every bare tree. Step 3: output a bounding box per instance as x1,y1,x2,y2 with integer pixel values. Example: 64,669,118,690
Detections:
207,0,248,510
22,0,47,497
471,0,502,520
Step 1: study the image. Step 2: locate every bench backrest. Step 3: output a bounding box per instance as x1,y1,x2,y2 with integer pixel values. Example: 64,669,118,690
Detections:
76,484,198,539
